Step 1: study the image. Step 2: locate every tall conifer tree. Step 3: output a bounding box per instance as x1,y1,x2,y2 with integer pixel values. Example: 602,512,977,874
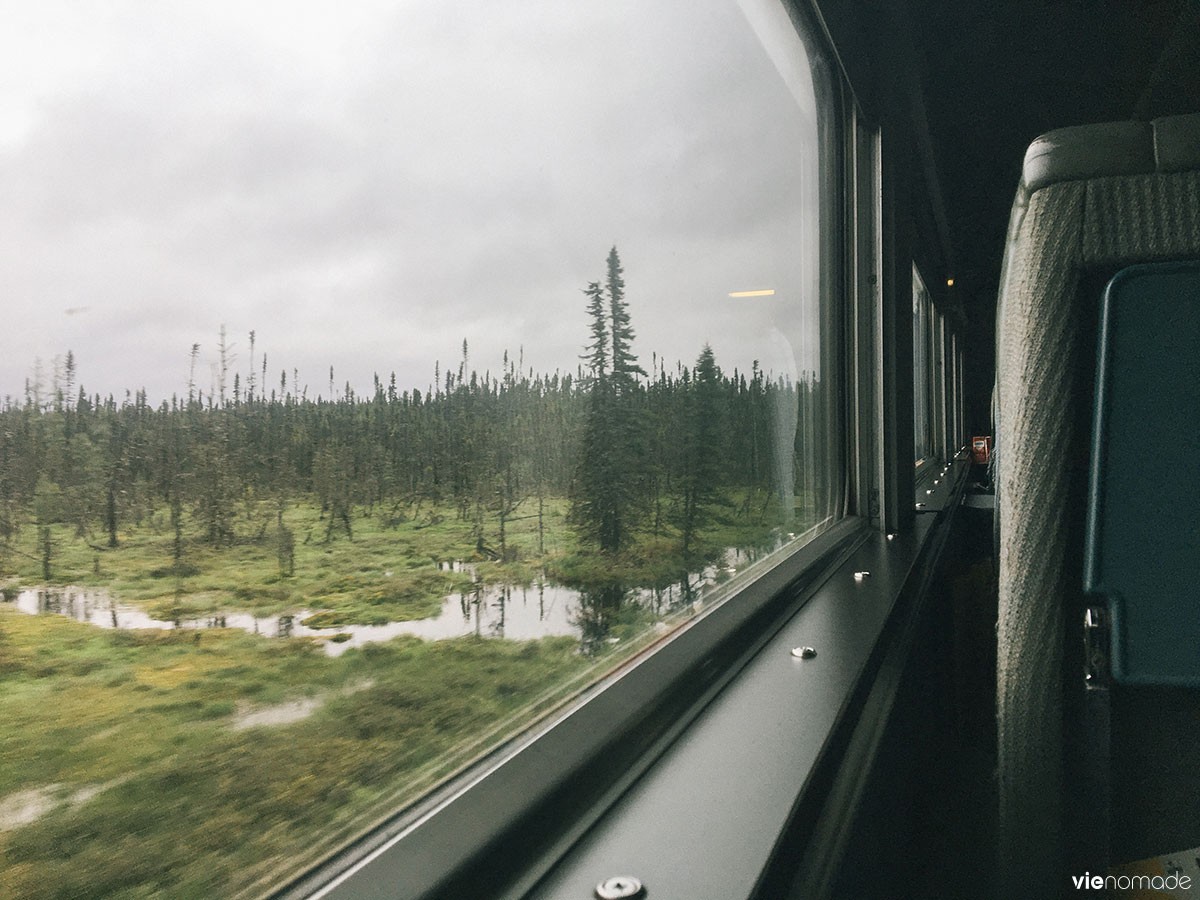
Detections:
606,247,645,392
574,248,643,553
582,281,609,383
678,344,722,554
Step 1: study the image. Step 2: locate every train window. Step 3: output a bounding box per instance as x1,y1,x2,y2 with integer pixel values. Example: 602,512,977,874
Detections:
912,264,934,466
949,330,962,454
0,1,838,897
953,331,965,453
933,308,947,459
910,265,963,469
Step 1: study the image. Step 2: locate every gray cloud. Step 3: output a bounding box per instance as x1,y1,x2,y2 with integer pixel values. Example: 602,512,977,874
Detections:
1,0,823,405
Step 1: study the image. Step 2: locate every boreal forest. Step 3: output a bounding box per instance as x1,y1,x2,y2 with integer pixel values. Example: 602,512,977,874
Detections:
0,248,833,900
0,249,830,615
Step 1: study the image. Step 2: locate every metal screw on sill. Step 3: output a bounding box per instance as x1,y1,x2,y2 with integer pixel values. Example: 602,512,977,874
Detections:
596,876,645,899
854,571,870,581
791,646,817,659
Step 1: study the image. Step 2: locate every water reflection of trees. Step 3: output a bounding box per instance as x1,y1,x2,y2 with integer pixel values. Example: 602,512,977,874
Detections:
14,530,797,653
573,581,627,656
572,567,710,657
570,532,794,656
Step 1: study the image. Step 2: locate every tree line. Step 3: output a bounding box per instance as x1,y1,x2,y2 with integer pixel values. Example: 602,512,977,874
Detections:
0,249,831,580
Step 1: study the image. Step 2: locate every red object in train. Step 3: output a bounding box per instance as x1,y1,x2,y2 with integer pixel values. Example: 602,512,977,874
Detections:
971,436,992,464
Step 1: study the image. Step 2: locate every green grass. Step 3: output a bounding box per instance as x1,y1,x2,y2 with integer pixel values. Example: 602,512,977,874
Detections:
0,490,795,900
0,491,788,625
0,498,570,625
0,607,600,900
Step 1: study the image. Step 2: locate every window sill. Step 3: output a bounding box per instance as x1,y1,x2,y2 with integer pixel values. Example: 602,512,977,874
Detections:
915,449,969,513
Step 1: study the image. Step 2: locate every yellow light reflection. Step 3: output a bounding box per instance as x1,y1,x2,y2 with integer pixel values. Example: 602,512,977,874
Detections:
946,278,955,287
728,289,775,298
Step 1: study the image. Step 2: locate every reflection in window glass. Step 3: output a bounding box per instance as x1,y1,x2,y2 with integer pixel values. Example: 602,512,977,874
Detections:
949,331,960,452
934,309,946,458
0,2,837,896
953,332,965,450
913,264,933,465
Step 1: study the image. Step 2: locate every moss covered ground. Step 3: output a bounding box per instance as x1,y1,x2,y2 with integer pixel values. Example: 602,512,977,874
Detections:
0,491,786,899
0,608,601,900
0,491,784,623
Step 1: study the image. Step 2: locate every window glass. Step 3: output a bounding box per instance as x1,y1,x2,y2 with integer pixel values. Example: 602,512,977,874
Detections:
950,328,963,454
0,3,837,896
912,264,933,465
934,309,947,457
950,331,960,451
955,333,965,449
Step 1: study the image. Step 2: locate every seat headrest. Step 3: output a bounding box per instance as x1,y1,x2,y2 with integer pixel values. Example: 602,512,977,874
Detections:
1022,112,1200,193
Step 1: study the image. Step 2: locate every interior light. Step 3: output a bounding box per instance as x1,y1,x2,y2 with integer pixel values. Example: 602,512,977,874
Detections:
728,289,775,298
946,278,955,287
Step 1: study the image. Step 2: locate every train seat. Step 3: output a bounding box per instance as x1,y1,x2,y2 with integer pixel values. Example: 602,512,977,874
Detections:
994,112,1200,897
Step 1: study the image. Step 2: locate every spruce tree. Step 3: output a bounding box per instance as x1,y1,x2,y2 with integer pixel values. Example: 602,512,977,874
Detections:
582,281,609,383
606,247,645,392
678,344,722,555
573,247,643,553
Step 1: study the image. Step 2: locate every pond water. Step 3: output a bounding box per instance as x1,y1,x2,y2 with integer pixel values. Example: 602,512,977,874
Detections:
3,534,793,657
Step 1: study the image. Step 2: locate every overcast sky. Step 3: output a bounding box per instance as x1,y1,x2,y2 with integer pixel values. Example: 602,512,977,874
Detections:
1,0,822,405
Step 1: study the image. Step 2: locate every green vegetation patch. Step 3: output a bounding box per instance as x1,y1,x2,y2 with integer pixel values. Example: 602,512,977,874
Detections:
0,498,561,626
0,607,594,900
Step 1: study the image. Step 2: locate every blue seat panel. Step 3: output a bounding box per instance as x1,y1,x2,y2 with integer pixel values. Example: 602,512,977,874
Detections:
1086,261,1200,686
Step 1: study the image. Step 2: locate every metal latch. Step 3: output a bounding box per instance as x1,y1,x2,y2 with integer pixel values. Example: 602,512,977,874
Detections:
1084,605,1111,690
